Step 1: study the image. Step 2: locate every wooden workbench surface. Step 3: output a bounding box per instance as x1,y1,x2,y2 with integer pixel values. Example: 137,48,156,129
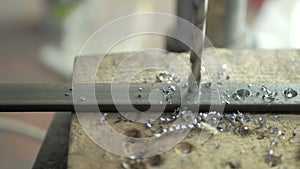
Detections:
68,49,300,169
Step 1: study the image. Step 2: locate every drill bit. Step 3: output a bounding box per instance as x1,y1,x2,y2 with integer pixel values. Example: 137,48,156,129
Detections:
189,0,209,88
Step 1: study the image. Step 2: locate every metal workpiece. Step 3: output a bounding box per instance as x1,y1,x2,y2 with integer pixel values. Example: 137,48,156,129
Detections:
219,83,300,112
0,84,74,112
0,83,300,112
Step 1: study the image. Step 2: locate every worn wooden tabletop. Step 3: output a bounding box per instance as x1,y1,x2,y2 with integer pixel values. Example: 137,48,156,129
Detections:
68,49,300,169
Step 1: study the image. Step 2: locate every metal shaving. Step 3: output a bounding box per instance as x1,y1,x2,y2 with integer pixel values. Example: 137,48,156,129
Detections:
268,125,278,134
271,137,278,145
155,123,195,138
65,92,71,96
264,148,282,167
151,107,293,144
160,85,177,103
99,113,108,124
277,130,285,136
169,85,176,91
261,85,278,102
154,109,220,138
114,116,123,123
121,156,144,169
238,126,251,136
272,115,280,120
80,96,86,101
267,148,274,155
232,93,242,100
257,117,266,129
156,70,178,84
292,124,300,137
145,120,152,129
144,119,158,132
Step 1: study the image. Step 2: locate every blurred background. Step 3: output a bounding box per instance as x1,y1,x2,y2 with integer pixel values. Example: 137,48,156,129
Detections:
0,0,299,168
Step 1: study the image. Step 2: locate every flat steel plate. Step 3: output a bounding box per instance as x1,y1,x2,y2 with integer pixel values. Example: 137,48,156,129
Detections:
0,83,299,112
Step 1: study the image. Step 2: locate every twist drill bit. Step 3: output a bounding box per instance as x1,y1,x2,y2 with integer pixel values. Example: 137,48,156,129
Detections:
189,0,209,89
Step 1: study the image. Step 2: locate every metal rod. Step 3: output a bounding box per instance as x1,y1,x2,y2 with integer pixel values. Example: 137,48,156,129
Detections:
0,83,300,112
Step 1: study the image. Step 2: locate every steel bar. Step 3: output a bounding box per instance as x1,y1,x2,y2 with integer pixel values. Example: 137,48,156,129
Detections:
0,83,300,112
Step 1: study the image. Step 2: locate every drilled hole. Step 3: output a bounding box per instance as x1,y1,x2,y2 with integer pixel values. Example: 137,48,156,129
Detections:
232,89,251,100
283,88,298,98
236,89,250,98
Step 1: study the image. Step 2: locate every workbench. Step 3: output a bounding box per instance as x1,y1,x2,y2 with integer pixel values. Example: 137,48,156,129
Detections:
53,49,300,169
